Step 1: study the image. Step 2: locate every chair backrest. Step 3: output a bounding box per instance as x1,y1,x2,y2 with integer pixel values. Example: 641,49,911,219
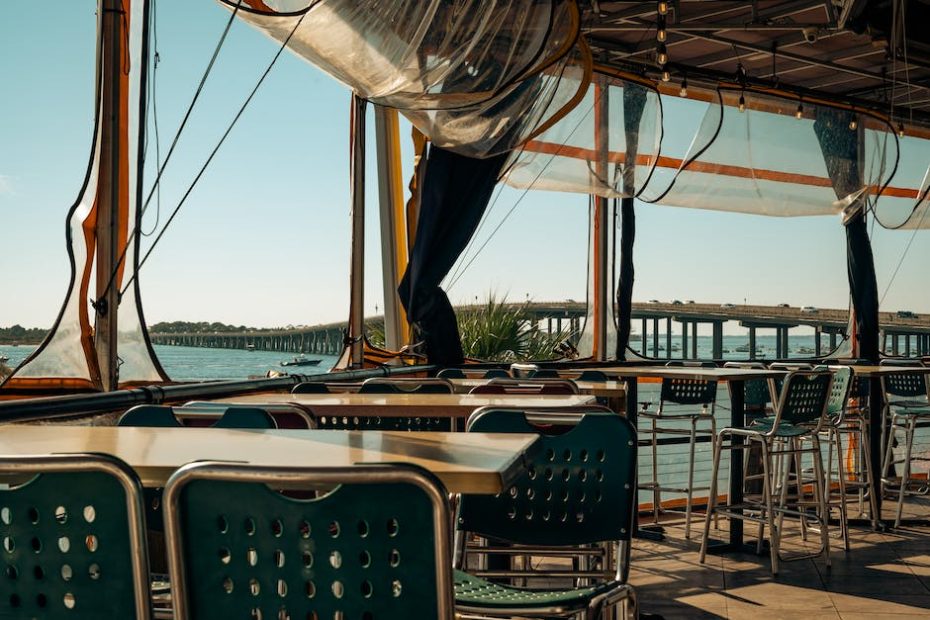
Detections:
773,370,833,428
882,371,928,399
358,382,402,394
182,402,311,429
436,368,466,379
666,361,717,368
482,369,511,379
361,378,455,394
119,405,277,430
769,362,814,371
292,382,332,394
818,365,853,423
164,463,453,620
470,378,579,395
880,358,925,367
578,370,608,382
458,411,636,548
0,454,151,619
659,378,717,406
723,362,772,410
531,369,561,379
118,405,181,427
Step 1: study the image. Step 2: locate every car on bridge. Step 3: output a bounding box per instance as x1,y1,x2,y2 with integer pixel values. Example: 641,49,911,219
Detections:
720,303,735,309
672,300,683,305
897,310,918,318
778,303,790,308
801,306,819,314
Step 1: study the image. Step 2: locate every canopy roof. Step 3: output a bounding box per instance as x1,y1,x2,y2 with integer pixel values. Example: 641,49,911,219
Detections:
583,1,930,128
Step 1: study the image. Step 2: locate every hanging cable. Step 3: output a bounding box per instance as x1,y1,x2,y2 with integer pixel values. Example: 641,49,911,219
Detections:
879,202,930,305
121,9,308,296
446,103,595,291
141,0,162,236
98,0,244,303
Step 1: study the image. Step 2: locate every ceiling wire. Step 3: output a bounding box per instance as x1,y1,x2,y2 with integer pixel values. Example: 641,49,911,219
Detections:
445,103,596,292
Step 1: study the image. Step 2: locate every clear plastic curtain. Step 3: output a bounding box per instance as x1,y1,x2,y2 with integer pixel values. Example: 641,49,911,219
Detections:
223,0,588,157
3,0,166,391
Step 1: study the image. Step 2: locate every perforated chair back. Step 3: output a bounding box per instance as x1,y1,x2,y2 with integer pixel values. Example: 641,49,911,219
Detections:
459,411,636,547
181,402,311,429
164,462,453,620
358,382,401,394
292,382,332,394
659,378,718,406
818,366,853,423
724,362,773,411
882,372,928,399
437,368,466,379
666,361,717,368
773,370,833,429
0,454,151,619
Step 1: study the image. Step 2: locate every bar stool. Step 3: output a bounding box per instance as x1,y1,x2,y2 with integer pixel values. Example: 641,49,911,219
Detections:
638,361,718,539
880,364,930,527
700,370,834,574
829,373,878,529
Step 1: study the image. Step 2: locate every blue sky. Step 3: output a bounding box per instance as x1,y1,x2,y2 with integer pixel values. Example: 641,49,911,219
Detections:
1,1,927,334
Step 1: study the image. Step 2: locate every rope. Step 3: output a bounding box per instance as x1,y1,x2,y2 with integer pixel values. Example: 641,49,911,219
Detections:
121,10,308,295
141,0,162,237
98,0,244,302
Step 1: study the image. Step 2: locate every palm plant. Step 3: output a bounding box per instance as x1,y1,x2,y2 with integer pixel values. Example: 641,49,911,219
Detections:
457,293,574,362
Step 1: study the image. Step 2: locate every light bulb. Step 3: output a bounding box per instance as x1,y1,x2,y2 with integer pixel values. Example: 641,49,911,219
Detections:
661,69,671,82
657,1,669,16
849,119,858,130
679,77,688,97
657,27,667,42
738,94,746,113
657,44,668,65
796,102,803,119
898,123,905,137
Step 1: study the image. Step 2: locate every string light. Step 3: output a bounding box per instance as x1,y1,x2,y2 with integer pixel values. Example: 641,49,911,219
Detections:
657,25,667,42
738,93,746,113
898,122,906,137
679,75,688,97
795,101,804,119
657,43,668,65
657,1,669,15
849,118,858,130
661,69,671,82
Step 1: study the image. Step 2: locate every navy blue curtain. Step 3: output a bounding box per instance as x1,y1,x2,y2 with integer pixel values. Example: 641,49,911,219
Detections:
616,84,648,359
813,108,880,362
398,145,509,366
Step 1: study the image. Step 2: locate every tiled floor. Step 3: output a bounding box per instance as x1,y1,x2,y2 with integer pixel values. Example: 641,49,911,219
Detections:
632,495,930,619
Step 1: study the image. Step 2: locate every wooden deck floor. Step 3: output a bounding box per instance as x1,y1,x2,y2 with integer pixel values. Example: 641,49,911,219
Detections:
632,495,930,619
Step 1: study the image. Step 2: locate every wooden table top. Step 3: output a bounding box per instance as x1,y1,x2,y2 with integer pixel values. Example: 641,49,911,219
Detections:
448,378,627,397
594,366,788,382
211,392,596,418
0,425,539,495
848,365,930,377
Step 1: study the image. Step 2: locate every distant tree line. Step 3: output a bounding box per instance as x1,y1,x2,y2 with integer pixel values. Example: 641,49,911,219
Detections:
149,321,252,334
0,325,47,344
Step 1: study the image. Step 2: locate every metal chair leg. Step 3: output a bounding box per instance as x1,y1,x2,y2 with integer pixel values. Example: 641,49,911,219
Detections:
699,433,724,565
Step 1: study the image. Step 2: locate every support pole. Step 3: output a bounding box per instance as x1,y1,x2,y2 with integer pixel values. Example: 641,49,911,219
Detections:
94,0,124,391
666,317,672,360
374,105,408,352
591,78,609,361
749,327,757,360
347,95,367,368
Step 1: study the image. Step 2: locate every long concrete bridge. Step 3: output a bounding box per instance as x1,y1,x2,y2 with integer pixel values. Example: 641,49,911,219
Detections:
149,301,930,359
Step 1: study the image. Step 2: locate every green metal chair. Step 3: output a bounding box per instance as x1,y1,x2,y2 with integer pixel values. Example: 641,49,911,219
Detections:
163,462,454,620
0,453,151,619
482,369,511,379
360,377,455,394
119,405,276,429
700,370,834,574
291,382,332,394
454,409,638,619
638,362,719,538
437,368,467,379
577,370,609,382
119,405,277,535
880,366,930,527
